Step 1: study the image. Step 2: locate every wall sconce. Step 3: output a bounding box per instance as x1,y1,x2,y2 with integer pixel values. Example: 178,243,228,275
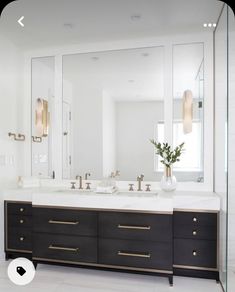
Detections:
182,90,193,134
35,98,50,137
32,136,42,143
8,132,25,141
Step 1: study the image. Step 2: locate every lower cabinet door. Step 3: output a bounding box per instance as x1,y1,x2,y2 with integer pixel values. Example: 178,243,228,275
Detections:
174,239,217,268
33,233,97,263
7,227,32,251
99,238,172,271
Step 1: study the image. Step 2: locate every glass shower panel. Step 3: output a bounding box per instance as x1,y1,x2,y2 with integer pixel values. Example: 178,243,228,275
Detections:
228,5,235,292
214,5,228,291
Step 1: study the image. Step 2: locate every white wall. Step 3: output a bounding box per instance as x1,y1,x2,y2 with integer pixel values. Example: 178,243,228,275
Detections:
0,34,24,258
102,91,116,177
116,100,164,181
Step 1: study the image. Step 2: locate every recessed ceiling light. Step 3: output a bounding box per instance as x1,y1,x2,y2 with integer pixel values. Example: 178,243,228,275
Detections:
213,23,217,27
91,56,99,61
208,23,212,27
130,14,141,21
142,53,149,57
63,23,73,29
128,79,135,83
203,23,207,27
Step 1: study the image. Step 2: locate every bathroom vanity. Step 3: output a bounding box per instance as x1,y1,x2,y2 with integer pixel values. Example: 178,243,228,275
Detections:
4,189,220,286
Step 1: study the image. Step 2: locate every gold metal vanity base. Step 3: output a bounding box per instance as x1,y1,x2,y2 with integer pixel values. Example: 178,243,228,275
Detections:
173,264,218,272
32,257,173,274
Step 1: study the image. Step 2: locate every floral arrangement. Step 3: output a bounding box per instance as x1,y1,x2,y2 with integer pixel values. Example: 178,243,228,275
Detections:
150,140,185,167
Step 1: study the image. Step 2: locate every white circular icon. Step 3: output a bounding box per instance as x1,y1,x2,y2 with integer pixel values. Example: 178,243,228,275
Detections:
7,258,35,285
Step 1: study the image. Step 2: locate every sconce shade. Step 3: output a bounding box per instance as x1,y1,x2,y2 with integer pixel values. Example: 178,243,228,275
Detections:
182,90,193,134
35,98,50,137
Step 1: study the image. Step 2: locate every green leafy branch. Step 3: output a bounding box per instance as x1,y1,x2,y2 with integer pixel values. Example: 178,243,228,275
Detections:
150,140,185,167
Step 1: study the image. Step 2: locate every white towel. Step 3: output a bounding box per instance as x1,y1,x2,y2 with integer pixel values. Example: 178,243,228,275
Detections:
96,186,116,194
19,177,40,188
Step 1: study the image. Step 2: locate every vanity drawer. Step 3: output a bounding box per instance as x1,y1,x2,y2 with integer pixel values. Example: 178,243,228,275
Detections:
99,212,172,242
7,202,32,216
174,239,217,268
7,227,32,251
99,238,172,270
174,211,217,227
33,208,97,236
8,215,32,229
33,233,97,263
174,224,217,240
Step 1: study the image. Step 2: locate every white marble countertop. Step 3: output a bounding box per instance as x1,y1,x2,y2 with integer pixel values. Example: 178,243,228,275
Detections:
2,187,220,213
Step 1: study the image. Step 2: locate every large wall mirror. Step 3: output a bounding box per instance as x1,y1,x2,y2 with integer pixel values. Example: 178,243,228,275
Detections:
31,56,55,177
62,47,164,181
30,43,206,183
173,43,204,182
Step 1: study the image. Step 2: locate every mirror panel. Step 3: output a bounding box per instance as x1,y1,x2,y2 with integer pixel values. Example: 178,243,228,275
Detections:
173,43,204,182
31,57,55,177
62,47,164,181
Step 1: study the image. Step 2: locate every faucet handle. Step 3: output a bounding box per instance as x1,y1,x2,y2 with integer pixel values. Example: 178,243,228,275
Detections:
71,182,76,189
85,172,91,180
145,184,151,192
128,184,134,191
115,170,120,177
86,182,91,190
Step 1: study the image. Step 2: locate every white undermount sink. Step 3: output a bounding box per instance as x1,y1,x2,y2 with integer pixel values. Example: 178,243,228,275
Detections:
54,189,158,197
116,191,158,197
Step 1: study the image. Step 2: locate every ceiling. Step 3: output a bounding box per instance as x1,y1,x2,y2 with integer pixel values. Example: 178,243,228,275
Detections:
63,43,203,101
0,0,223,50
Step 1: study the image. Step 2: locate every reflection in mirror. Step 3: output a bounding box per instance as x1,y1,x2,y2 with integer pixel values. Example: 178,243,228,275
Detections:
31,57,55,177
62,47,164,181
173,43,204,182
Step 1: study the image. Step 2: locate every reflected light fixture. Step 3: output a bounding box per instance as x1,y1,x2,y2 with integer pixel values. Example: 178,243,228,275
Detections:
182,90,193,134
35,98,50,137
203,22,216,28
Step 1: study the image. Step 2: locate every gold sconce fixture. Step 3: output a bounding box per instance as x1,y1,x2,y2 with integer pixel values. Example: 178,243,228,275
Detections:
8,132,25,141
32,136,42,143
182,90,193,134
35,98,50,137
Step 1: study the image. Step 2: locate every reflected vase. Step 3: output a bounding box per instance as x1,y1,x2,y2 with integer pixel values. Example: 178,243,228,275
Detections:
160,166,177,192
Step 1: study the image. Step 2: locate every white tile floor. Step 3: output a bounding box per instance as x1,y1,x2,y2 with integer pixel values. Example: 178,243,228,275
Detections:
0,260,223,292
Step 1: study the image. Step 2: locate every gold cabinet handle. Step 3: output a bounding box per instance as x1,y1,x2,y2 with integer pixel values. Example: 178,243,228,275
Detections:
48,245,79,252
117,224,151,230
117,251,151,258
192,230,197,236
192,250,197,256
48,220,79,225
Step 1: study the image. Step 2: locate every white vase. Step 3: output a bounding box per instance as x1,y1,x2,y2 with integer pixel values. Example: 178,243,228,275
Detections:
160,166,177,192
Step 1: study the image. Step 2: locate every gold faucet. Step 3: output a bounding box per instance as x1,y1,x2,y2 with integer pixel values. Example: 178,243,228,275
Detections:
137,174,144,191
85,172,91,180
76,175,83,189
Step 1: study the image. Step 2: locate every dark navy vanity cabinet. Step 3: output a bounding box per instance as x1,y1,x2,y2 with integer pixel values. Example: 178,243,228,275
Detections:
4,201,219,285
